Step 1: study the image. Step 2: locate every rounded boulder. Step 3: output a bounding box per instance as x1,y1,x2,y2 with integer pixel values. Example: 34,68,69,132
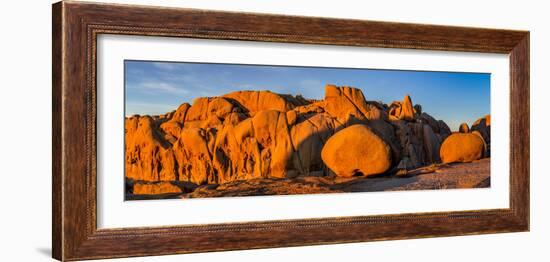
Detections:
440,133,485,163
321,124,391,177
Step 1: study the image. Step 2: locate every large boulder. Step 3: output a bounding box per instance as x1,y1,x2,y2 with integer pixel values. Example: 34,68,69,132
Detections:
321,124,391,177
440,133,485,163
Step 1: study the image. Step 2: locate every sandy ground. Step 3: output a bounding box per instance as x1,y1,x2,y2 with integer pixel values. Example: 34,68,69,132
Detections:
169,158,491,199
126,158,489,200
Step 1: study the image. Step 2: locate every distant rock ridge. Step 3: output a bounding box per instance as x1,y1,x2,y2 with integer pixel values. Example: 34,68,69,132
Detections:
125,85,490,195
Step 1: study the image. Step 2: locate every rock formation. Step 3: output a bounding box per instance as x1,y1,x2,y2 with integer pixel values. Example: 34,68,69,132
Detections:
125,84,490,195
389,95,416,121
471,115,491,156
322,85,387,122
438,116,492,164
440,133,486,163
321,124,391,177
125,116,177,182
459,123,470,133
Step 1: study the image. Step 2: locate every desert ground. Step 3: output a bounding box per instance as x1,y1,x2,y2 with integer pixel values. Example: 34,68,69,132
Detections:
126,158,490,200
125,84,491,200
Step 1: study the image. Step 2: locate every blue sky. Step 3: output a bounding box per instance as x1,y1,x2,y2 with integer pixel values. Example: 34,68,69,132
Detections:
125,60,490,131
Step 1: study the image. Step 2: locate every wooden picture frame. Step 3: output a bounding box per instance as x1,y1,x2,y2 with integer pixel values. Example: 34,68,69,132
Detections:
52,1,529,261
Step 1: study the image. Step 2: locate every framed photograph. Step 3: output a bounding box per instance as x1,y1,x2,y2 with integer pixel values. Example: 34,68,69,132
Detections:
52,1,529,261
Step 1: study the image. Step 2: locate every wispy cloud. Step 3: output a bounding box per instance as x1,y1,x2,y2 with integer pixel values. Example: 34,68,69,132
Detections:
299,79,323,89
129,81,190,95
151,62,179,71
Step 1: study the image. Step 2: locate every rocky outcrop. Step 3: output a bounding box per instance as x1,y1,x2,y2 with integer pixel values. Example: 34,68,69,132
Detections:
125,116,177,182
172,127,216,185
125,85,488,195
440,133,485,163
222,90,306,113
389,95,416,121
321,124,391,177
322,84,387,122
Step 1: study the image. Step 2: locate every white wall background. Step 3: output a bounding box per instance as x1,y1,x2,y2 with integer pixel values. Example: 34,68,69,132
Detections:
0,0,546,261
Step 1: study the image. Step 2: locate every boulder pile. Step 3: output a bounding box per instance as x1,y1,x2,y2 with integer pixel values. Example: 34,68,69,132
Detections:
125,85,490,194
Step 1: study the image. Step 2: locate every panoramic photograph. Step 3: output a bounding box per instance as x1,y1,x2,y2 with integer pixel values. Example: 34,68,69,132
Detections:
124,60,491,200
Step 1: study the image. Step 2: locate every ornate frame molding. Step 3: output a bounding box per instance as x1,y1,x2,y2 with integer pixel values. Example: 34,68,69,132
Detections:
53,1,529,261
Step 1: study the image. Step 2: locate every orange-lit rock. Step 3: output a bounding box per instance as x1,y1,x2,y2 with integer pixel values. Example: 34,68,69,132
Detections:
207,97,235,119
212,119,263,183
125,85,485,190
440,133,485,163
321,85,385,122
133,182,182,195
251,110,297,178
389,95,415,121
125,115,177,182
159,121,182,142
401,95,415,121
222,90,305,113
459,123,470,133
171,103,190,123
321,124,391,177
185,97,211,122
173,127,216,185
